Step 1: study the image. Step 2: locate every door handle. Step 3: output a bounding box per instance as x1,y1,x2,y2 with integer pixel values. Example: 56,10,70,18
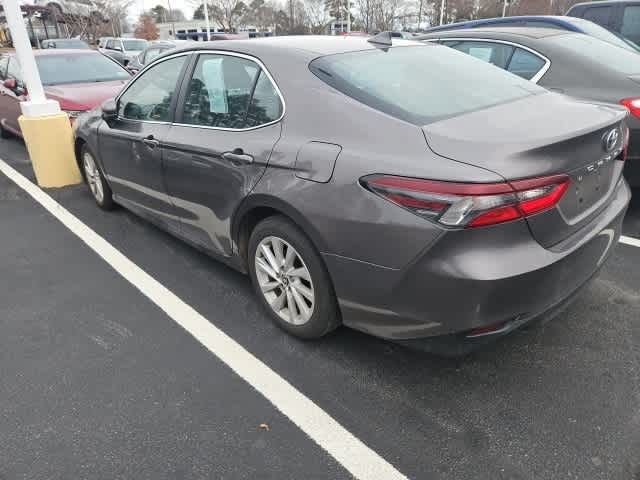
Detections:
222,149,253,165
142,134,159,148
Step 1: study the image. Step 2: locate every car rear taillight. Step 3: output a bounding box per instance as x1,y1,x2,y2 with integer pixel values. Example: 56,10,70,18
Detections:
621,98,640,118
361,174,570,228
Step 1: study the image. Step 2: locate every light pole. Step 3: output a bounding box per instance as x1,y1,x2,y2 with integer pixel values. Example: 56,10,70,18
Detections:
166,0,176,39
502,0,508,17
0,0,81,187
346,0,350,34
203,1,211,39
439,0,445,25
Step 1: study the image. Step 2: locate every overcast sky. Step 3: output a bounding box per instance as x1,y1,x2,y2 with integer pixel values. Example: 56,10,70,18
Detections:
132,0,197,21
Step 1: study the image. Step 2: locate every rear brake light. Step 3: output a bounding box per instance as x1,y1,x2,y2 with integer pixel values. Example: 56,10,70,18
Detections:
361,174,570,228
621,98,640,118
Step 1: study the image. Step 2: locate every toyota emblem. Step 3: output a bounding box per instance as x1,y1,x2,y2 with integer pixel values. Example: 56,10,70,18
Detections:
603,128,620,153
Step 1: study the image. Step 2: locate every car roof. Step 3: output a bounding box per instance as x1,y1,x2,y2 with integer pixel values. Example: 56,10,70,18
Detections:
418,26,572,40
570,0,636,6
170,35,420,58
424,15,584,32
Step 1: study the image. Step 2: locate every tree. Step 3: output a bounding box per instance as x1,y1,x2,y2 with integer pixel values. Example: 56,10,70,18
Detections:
193,0,245,30
134,14,160,39
151,4,186,22
150,4,169,22
304,0,330,33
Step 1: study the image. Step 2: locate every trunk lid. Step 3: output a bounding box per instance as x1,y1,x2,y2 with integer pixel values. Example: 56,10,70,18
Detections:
422,93,628,247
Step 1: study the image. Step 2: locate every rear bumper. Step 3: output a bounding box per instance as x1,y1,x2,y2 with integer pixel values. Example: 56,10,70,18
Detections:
324,177,631,343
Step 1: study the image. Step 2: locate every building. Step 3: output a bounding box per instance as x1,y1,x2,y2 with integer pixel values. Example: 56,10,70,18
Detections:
156,21,273,41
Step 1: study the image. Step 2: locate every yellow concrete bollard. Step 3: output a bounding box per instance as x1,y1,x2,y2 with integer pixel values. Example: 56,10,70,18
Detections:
18,112,82,188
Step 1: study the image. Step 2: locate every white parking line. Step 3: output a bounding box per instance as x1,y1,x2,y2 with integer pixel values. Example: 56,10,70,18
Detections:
0,158,408,480
620,235,640,248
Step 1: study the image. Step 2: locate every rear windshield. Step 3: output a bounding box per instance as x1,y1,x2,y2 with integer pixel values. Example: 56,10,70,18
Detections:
55,39,89,49
123,39,147,51
310,44,544,125
548,33,640,74
569,18,640,51
36,53,131,85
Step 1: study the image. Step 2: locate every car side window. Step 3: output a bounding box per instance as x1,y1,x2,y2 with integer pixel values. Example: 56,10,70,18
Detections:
106,39,113,49
0,56,9,79
622,6,640,44
118,55,187,122
181,54,260,129
507,48,545,80
583,6,612,27
445,41,514,69
245,70,283,127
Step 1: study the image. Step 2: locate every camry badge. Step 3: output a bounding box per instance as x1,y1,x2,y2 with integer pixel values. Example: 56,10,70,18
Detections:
603,128,620,153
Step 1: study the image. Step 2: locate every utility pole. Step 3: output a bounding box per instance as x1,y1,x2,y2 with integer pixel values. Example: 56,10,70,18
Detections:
439,0,445,25
203,0,210,39
502,0,508,17
346,0,350,33
166,0,176,38
1,0,81,187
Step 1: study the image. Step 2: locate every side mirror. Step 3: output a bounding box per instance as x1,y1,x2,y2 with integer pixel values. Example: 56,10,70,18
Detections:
101,98,117,121
3,78,16,90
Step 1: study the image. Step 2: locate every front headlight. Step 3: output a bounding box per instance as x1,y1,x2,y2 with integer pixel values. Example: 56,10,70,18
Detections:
64,110,84,119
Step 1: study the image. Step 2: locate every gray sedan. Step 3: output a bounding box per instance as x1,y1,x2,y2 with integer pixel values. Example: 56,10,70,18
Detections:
73,37,630,354
417,27,640,186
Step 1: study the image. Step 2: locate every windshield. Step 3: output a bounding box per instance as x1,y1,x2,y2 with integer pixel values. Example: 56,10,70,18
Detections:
122,39,147,51
36,53,131,85
570,18,640,51
548,33,640,74
310,44,544,125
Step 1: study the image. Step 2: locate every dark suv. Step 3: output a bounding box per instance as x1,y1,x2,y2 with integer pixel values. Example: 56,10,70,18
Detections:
568,1,640,46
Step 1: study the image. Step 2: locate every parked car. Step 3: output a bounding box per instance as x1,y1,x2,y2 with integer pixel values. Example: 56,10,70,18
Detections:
0,49,131,137
423,15,640,51
417,27,640,186
73,37,630,354
126,40,191,74
97,36,113,51
102,38,148,66
41,38,90,49
568,0,640,47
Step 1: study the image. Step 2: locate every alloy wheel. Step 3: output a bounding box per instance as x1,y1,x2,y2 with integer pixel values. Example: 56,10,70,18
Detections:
254,236,315,325
83,151,104,204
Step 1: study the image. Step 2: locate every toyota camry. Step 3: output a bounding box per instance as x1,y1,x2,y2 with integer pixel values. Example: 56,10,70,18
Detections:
73,35,631,354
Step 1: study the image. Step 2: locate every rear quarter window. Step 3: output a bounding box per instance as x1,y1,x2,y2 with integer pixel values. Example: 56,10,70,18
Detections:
309,44,544,125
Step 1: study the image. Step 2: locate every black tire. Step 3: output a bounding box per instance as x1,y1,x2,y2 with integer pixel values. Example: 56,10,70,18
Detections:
80,144,115,210
0,123,12,139
248,215,341,339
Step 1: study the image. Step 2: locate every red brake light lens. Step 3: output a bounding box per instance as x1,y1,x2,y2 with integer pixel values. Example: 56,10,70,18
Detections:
621,98,640,118
362,174,570,228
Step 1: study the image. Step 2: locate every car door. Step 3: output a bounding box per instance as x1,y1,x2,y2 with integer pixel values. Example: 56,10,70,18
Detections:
163,52,283,256
0,57,26,134
97,52,190,233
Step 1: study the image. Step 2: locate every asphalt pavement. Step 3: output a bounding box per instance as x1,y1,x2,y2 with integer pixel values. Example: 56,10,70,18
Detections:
1,136,640,480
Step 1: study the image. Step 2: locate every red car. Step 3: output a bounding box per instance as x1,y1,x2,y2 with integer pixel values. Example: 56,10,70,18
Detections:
0,49,131,137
